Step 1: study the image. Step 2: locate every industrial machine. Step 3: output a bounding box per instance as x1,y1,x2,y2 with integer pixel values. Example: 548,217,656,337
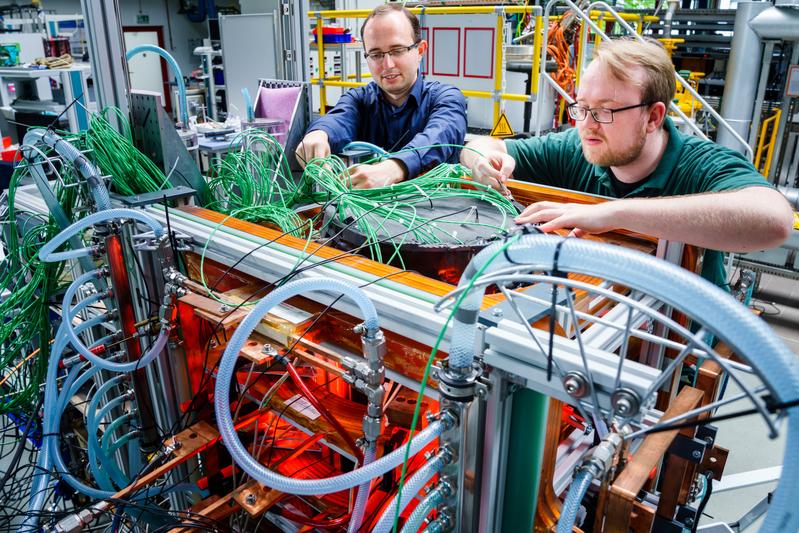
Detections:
0,118,795,532
0,0,797,532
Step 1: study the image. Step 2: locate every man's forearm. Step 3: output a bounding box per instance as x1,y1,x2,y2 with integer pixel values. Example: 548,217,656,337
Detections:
611,188,793,252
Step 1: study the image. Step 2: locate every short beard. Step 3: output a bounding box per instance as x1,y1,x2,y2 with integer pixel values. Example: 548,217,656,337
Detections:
582,125,647,167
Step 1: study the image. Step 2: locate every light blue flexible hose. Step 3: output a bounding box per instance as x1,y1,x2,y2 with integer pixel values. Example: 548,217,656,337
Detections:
101,412,135,452
557,469,593,533
61,269,171,372
400,485,445,533
23,128,111,212
216,277,450,494
107,430,140,455
446,234,799,532
39,208,164,263
343,141,390,158
87,388,131,489
126,44,189,126
372,454,447,533
348,445,377,533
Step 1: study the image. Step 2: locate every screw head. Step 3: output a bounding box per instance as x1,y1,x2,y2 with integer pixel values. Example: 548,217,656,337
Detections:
245,493,257,505
692,450,702,460
562,372,588,398
615,397,632,415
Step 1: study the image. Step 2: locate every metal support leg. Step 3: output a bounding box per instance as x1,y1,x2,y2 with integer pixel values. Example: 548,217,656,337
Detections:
80,0,129,119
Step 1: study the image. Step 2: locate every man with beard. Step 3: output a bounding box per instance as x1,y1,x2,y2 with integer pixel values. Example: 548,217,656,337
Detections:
296,4,466,189
460,37,793,287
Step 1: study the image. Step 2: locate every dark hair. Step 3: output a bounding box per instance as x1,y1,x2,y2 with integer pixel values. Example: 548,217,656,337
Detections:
360,3,421,45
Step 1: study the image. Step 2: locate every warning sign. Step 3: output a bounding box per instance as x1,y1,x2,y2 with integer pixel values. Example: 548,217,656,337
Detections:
490,113,515,137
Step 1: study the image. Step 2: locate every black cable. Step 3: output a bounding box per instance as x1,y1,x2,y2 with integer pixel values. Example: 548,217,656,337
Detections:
691,471,714,533
0,394,44,489
643,396,799,436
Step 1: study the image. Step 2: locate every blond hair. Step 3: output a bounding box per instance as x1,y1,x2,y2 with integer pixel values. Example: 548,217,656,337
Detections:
593,37,676,108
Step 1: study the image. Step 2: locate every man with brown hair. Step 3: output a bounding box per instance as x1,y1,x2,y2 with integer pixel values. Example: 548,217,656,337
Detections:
461,37,793,287
297,3,467,189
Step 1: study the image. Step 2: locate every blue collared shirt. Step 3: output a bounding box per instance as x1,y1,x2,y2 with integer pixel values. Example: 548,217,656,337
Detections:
307,76,467,179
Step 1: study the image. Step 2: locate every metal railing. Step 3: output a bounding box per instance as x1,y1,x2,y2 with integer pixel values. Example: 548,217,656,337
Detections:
534,0,754,161
308,5,545,125
755,109,782,177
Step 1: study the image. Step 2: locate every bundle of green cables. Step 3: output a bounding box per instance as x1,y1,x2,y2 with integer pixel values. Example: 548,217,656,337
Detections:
83,107,169,195
206,129,306,236
300,153,517,266
0,151,84,414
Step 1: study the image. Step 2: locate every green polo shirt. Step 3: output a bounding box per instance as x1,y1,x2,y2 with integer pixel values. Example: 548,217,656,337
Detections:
506,117,773,288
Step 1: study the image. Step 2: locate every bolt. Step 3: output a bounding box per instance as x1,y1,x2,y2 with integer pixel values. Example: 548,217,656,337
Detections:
692,450,702,460
615,398,632,415
684,517,694,527
562,373,587,398
492,307,503,318
219,304,230,313
245,493,257,505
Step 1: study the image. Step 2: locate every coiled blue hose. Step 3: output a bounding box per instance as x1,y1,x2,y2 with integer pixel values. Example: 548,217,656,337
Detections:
39,208,164,263
61,269,170,373
446,234,799,532
86,383,130,489
216,277,450,494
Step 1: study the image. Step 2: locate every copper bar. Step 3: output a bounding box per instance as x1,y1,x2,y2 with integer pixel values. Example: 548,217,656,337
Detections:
605,386,703,533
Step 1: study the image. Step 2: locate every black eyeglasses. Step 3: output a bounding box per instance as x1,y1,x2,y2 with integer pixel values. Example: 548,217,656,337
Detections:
567,102,651,124
364,42,420,63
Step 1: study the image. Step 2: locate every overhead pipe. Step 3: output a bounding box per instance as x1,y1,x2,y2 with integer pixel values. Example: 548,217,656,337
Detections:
749,5,799,40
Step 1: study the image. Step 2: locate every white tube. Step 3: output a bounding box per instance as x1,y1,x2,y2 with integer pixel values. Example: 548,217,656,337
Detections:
372,454,447,533
216,278,453,494
444,234,799,531
557,469,593,533
39,208,164,263
400,485,445,533
347,446,377,533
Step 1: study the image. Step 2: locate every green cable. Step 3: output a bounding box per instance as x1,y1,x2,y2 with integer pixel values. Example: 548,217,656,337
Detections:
391,234,520,532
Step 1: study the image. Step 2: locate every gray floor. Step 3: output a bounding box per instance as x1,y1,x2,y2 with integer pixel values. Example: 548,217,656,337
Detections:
699,273,798,532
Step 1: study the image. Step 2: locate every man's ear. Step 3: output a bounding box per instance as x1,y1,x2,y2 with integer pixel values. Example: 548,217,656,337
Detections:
416,39,428,56
647,101,667,133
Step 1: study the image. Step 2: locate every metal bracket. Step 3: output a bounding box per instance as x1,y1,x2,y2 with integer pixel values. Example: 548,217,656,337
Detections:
669,433,707,464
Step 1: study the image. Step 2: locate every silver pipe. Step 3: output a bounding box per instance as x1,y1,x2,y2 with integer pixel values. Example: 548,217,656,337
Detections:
779,186,799,210
768,45,799,183
662,0,679,36
750,6,799,41
717,2,770,154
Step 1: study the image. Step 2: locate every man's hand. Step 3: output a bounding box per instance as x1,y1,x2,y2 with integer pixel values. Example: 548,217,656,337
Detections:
469,150,516,191
460,136,516,192
348,159,407,189
295,130,330,168
515,201,618,238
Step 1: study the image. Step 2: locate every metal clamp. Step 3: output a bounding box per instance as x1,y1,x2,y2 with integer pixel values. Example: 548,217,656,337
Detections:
437,361,484,402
